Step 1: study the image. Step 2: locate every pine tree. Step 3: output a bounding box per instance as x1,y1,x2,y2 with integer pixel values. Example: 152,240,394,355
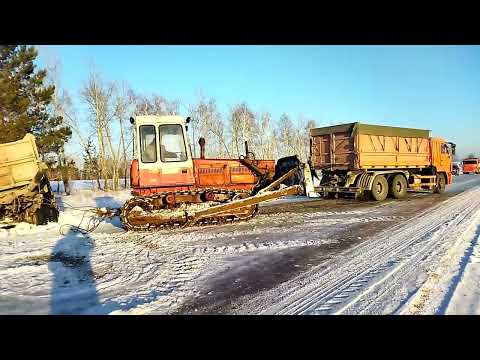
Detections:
0,45,71,155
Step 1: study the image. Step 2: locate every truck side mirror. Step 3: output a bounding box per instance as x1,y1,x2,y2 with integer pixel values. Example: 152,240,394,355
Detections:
448,142,456,155
129,117,135,124
186,117,191,124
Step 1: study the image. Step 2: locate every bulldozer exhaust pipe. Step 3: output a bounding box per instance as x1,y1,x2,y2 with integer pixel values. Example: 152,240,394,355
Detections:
199,137,206,159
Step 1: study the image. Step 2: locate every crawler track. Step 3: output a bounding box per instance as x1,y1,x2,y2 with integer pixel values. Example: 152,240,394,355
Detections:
120,189,258,231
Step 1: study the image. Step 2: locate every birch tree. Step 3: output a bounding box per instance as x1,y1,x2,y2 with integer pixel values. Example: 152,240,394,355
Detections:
229,103,256,157
188,97,229,158
135,94,179,116
113,81,136,188
60,90,102,189
275,113,296,159
252,111,276,159
81,69,115,190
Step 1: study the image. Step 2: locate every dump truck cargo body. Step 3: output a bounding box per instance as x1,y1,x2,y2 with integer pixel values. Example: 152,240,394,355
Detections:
309,122,454,200
0,134,58,225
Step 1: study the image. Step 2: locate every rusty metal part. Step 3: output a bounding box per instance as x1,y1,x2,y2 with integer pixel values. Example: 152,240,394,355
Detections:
258,166,300,194
202,191,216,202
165,193,176,206
199,137,206,159
244,141,255,160
239,157,274,180
94,207,121,217
174,193,201,203
184,185,302,228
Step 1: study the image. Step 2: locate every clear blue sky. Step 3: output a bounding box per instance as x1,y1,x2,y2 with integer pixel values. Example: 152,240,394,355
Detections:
37,45,480,158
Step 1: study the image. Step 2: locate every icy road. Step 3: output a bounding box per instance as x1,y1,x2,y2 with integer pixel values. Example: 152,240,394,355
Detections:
1,175,480,315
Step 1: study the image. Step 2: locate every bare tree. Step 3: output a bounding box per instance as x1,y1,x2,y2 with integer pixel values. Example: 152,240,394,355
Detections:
275,113,296,159
188,96,229,158
303,119,317,161
290,115,316,162
60,90,102,189
81,68,115,190
251,111,276,159
229,103,256,157
113,81,136,188
44,56,79,193
135,94,180,116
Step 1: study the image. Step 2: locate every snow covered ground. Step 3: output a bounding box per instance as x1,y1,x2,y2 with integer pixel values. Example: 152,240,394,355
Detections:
240,177,480,315
402,209,480,315
1,175,480,315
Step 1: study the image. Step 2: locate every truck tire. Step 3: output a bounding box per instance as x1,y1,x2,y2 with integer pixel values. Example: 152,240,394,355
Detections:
389,174,407,199
435,173,446,193
370,175,388,201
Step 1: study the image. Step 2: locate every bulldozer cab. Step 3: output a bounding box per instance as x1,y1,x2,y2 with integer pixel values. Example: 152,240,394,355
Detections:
131,116,195,188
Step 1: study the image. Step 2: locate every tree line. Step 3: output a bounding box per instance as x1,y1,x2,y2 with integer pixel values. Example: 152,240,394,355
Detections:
0,45,317,192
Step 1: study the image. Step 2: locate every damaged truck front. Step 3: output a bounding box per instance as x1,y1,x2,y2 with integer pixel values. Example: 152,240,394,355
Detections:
0,134,59,225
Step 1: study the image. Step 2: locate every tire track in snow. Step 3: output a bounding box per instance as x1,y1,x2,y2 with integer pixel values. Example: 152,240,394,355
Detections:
337,205,478,315
260,186,480,315
401,212,480,315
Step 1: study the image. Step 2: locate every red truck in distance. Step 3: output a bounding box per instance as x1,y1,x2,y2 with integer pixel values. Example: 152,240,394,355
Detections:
462,158,480,174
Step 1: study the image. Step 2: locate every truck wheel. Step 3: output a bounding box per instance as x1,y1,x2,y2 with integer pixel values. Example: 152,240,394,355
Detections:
370,175,388,201
435,173,446,193
389,174,407,199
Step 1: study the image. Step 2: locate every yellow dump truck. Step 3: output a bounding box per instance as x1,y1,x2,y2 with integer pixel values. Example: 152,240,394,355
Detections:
0,134,59,225
310,122,456,201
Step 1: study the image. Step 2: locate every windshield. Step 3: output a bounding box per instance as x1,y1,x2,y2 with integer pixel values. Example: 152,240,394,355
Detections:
159,124,187,162
464,160,478,164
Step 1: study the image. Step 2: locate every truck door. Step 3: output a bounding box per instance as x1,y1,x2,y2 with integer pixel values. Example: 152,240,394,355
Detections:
430,138,452,179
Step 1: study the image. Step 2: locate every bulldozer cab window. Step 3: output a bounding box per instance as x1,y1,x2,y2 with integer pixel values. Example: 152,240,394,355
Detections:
159,124,187,162
140,125,157,163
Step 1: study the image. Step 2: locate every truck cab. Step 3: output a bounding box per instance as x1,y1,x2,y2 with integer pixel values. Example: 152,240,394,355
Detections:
462,158,480,174
430,138,455,185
